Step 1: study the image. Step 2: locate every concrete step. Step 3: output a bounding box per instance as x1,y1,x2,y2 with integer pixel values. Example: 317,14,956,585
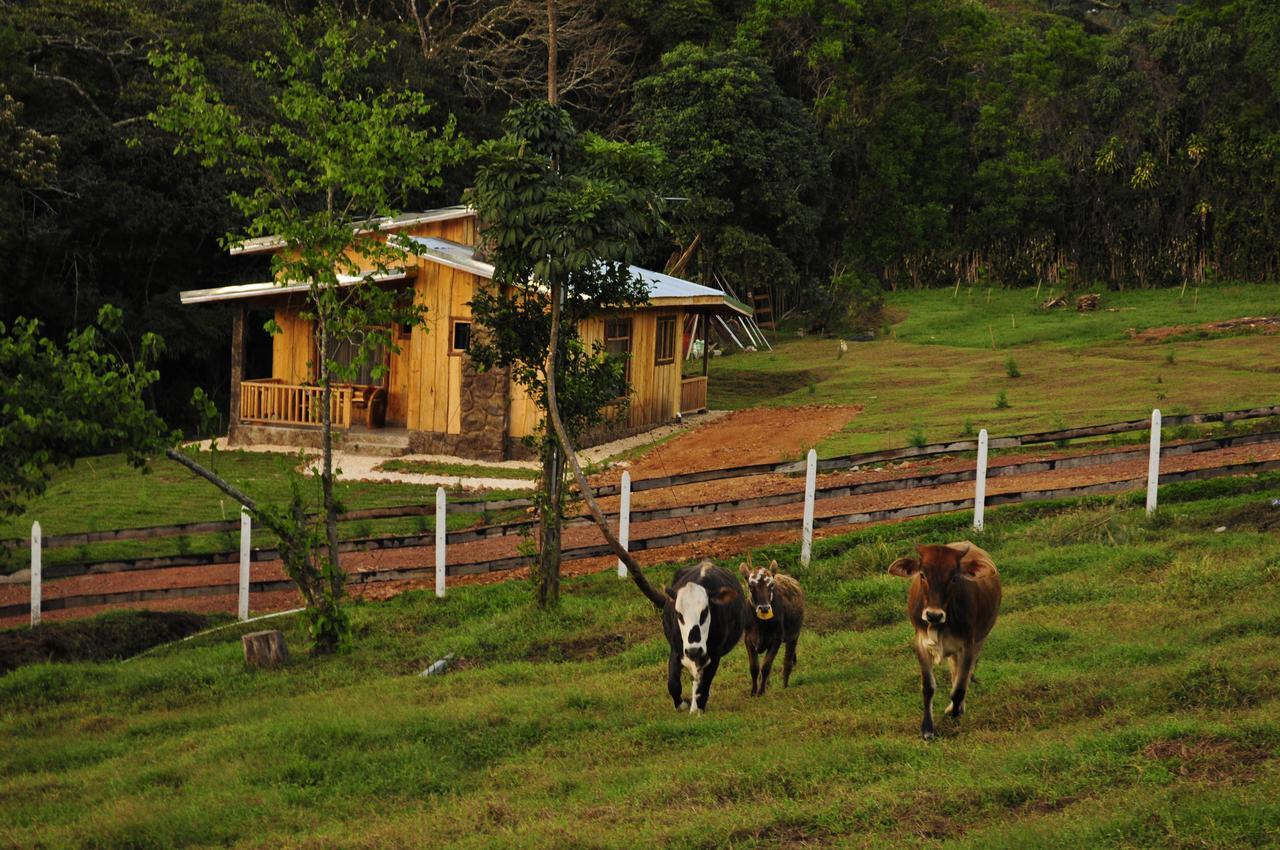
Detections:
339,429,410,457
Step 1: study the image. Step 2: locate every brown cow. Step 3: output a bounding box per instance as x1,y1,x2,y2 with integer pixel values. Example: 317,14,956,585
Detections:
888,541,1001,740
739,560,805,696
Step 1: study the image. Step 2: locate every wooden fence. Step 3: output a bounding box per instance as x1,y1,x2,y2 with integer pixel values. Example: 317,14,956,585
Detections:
7,452,1279,621
7,405,1280,622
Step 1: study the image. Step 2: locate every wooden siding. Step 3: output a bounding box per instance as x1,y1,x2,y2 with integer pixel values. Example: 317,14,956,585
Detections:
271,306,313,384
507,308,684,440
406,261,473,434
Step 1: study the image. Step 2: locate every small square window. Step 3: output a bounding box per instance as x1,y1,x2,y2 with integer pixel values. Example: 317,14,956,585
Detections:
450,320,472,354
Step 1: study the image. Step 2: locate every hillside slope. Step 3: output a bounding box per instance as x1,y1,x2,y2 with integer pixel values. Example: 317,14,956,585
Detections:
3,476,1280,847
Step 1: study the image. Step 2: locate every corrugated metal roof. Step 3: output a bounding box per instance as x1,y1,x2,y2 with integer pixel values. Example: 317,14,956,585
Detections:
184,233,751,318
627,266,752,316
407,236,496,278
405,237,752,317
178,269,413,305
229,207,475,255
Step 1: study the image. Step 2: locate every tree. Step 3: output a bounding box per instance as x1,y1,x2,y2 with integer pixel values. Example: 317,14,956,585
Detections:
0,304,173,518
465,100,662,608
393,0,639,127
631,45,828,312
149,14,466,651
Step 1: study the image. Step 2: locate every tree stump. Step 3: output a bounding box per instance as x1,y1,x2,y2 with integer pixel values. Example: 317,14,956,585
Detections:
242,629,290,669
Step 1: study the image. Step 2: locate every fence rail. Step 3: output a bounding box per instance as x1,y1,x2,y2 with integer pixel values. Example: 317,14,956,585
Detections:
6,453,1278,621
6,404,1279,554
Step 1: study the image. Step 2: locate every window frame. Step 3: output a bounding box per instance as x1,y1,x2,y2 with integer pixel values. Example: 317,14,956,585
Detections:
654,314,677,366
604,317,633,383
448,318,472,356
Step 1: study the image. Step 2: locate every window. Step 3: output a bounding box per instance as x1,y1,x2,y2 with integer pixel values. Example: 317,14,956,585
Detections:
329,337,388,387
605,318,633,382
654,315,677,365
450,319,472,355
394,322,413,341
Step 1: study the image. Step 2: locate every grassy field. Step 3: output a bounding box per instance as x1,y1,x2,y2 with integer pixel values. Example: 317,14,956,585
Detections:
0,450,524,572
4,475,1280,847
710,284,1280,456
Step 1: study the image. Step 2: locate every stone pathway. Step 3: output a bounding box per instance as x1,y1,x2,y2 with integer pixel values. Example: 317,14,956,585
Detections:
182,411,728,491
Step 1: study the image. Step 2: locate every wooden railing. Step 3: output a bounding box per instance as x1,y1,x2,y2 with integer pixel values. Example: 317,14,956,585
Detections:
681,376,708,414
239,379,353,428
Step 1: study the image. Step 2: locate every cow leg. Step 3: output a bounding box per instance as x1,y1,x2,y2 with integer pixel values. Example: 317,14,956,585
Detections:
946,650,975,719
668,649,687,711
758,642,781,696
692,656,721,714
746,642,761,696
917,649,936,741
782,639,798,687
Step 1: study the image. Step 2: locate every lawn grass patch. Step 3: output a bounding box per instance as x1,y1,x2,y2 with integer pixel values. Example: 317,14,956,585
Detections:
374,459,539,480
708,285,1280,456
3,476,1280,847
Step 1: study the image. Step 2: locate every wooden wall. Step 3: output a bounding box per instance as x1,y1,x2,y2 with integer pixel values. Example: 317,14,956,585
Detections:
507,308,684,440
271,305,313,384
406,262,473,434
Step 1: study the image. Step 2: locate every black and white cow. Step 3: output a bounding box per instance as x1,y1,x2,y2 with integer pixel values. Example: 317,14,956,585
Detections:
660,560,747,714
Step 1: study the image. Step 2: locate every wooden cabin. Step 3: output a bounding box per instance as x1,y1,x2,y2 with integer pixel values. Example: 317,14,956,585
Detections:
179,207,751,460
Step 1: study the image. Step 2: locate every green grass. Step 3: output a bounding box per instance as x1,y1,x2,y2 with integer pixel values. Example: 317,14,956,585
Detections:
3,476,1280,847
375,458,539,480
710,284,1280,456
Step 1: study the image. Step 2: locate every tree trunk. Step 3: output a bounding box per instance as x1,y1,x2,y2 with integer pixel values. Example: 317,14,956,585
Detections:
546,0,558,104
242,629,290,668
318,320,342,575
537,434,562,608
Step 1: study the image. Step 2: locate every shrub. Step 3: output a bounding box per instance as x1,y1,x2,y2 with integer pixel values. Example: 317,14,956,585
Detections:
820,268,885,331
908,428,927,448
1005,357,1021,378
995,390,1010,409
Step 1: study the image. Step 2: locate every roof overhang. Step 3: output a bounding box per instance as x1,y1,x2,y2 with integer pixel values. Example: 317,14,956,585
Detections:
229,207,476,256
648,294,753,317
178,269,415,305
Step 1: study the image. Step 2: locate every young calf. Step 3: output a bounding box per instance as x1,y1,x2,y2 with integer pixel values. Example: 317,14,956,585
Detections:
888,542,1002,740
662,560,747,714
740,560,805,696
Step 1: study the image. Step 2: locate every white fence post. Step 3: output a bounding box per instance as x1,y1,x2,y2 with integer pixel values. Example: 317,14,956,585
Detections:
617,471,631,578
974,429,989,532
1147,408,1162,515
435,486,447,598
30,521,41,627
238,508,251,621
801,449,817,567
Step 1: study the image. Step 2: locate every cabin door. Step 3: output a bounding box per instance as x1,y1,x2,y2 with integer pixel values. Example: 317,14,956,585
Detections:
386,323,412,427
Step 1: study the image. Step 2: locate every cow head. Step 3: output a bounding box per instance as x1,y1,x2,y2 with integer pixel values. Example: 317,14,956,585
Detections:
739,560,779,621
887,543,973,626
667,581,740,664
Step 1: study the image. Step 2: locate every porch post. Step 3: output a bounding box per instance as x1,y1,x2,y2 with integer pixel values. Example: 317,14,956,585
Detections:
229,305,245,437
701,311,710,378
